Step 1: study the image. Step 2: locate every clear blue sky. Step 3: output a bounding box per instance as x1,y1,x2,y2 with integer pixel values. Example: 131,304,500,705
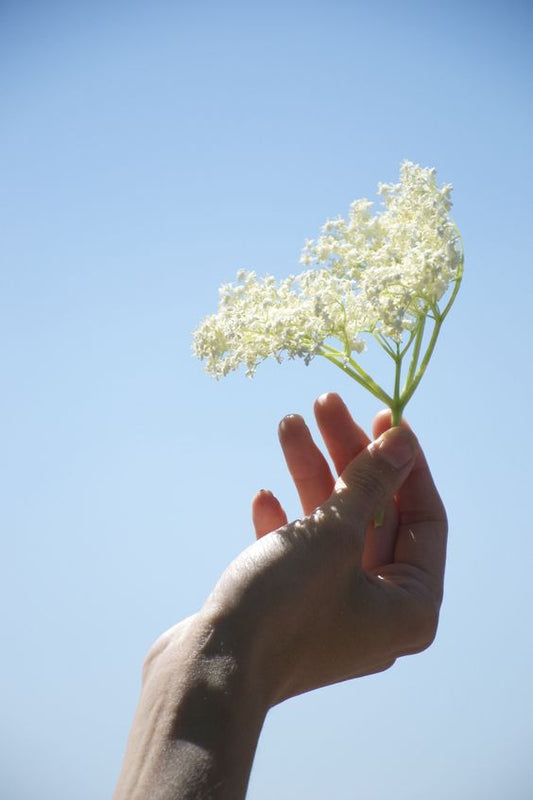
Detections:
1,1,532,797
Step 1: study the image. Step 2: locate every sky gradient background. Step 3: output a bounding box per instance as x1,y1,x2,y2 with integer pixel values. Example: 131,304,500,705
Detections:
1,1,532,797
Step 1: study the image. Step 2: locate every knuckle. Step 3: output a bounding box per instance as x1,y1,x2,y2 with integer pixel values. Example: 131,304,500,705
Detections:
350,467,388,505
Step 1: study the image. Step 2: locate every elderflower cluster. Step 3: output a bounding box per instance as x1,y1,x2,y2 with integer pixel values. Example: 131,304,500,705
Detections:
193,161,461,378
193,269,366,377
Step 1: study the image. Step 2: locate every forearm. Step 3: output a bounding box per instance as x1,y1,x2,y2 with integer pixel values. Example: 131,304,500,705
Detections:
113,614,267,800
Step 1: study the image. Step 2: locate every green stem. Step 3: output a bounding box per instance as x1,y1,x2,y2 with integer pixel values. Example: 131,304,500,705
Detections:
320,343,389,395
403,316,426,395
399,314,443,408
398,254,463,409
320,349,393,407
390,346,404,426
398,244,463,410
390,405,404,427
441,260,463,321
374,333,398,359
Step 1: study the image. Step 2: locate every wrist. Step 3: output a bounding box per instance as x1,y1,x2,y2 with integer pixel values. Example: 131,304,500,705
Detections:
115,612,267,800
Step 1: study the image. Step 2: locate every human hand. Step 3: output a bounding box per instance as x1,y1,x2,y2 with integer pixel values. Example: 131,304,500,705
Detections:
205,393,447,706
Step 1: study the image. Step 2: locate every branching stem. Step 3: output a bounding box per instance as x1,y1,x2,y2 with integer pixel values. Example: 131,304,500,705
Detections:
318,243,463,426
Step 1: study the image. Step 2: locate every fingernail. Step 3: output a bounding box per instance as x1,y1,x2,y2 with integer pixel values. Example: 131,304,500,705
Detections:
316,392,339,406
371,428,415,469
279,413,304,433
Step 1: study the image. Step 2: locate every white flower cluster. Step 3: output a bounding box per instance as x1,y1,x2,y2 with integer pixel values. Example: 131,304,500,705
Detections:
193,269,366,377
193,162,461,378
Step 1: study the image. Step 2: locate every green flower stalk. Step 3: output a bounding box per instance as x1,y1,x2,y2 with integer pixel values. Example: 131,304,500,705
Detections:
193,162,463,424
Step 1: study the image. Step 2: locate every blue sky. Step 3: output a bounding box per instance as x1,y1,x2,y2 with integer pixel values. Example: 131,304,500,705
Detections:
1,1,532,798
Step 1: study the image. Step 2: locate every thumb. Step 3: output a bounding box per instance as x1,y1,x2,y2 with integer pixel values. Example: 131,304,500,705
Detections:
328,426,418,525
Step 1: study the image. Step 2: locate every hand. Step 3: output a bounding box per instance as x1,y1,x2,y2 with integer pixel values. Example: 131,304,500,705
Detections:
204,392,447,705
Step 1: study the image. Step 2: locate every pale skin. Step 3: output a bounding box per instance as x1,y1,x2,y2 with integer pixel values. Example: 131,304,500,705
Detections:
113,393,447,800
